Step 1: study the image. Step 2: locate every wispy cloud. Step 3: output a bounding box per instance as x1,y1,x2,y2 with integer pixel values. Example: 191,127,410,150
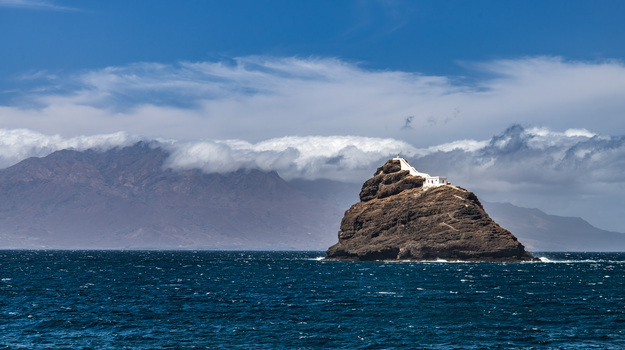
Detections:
0,0,79,11
2,55,624,146
343,0,415,39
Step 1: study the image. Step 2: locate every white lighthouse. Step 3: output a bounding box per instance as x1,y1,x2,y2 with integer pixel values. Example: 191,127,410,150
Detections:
393,156,448,188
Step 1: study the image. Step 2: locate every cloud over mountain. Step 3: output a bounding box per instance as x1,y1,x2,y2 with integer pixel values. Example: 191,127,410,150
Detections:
0,129,142,169
163,135,420,182
409,125,625,231
2,126,622,190
412,124,625,190
1,125,624,232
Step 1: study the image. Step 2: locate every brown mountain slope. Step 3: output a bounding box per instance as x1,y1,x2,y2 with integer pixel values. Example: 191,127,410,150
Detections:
0,142,341,249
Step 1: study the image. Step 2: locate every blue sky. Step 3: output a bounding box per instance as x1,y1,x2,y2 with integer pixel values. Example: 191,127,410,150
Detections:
1,0,625,231
2,1,624,77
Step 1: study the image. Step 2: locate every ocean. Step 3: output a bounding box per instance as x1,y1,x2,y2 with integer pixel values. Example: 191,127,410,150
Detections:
1,251,624,349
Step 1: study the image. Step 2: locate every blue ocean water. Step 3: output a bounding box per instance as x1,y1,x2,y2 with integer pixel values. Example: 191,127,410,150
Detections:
1,251,624,349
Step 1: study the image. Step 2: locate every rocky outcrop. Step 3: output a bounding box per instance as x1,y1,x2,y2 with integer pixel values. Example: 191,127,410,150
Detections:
326,159,536,262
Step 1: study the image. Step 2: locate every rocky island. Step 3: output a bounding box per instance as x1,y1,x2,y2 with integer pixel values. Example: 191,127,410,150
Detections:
326,157,536,262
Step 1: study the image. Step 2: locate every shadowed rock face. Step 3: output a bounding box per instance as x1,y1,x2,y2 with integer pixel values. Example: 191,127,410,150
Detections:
326,159,536,262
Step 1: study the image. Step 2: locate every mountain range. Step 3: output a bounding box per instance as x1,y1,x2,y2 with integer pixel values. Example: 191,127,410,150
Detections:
0,143,341,249
0,142,623,251
483,202,625,252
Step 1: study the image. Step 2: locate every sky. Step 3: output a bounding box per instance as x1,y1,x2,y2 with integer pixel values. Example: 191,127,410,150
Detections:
0,0,625,231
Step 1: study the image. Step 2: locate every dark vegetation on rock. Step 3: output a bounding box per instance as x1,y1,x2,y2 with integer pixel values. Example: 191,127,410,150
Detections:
326,159,536,262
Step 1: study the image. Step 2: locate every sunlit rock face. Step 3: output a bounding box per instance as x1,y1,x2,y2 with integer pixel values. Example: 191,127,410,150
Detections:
326,159,536,262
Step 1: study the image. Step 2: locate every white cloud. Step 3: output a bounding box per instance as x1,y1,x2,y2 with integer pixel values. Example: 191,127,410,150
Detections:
425,139,489,153
163,135,420,182
0,129,143,168
563,128,597,138
5,56,624,146
2,125,622,195
0,129,419,182
0,0,78,11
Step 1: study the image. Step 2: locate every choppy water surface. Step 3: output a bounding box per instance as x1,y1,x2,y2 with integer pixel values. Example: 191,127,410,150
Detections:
1,251,625,349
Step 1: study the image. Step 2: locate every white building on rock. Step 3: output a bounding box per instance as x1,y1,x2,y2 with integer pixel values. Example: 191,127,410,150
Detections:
393,156,448,188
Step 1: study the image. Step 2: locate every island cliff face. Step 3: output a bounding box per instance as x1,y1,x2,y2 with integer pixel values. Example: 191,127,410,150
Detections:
326,159,536,262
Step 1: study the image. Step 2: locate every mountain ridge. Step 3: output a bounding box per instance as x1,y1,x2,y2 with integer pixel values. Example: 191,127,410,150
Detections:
0,143,623,251
483,202,625,251
0,142,341,249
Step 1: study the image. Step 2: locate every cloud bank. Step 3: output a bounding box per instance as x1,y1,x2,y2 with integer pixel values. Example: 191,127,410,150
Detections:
163,135,421,182
1,126,623,231
2,56,625,146
0,126,622,192
0,129,143,169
